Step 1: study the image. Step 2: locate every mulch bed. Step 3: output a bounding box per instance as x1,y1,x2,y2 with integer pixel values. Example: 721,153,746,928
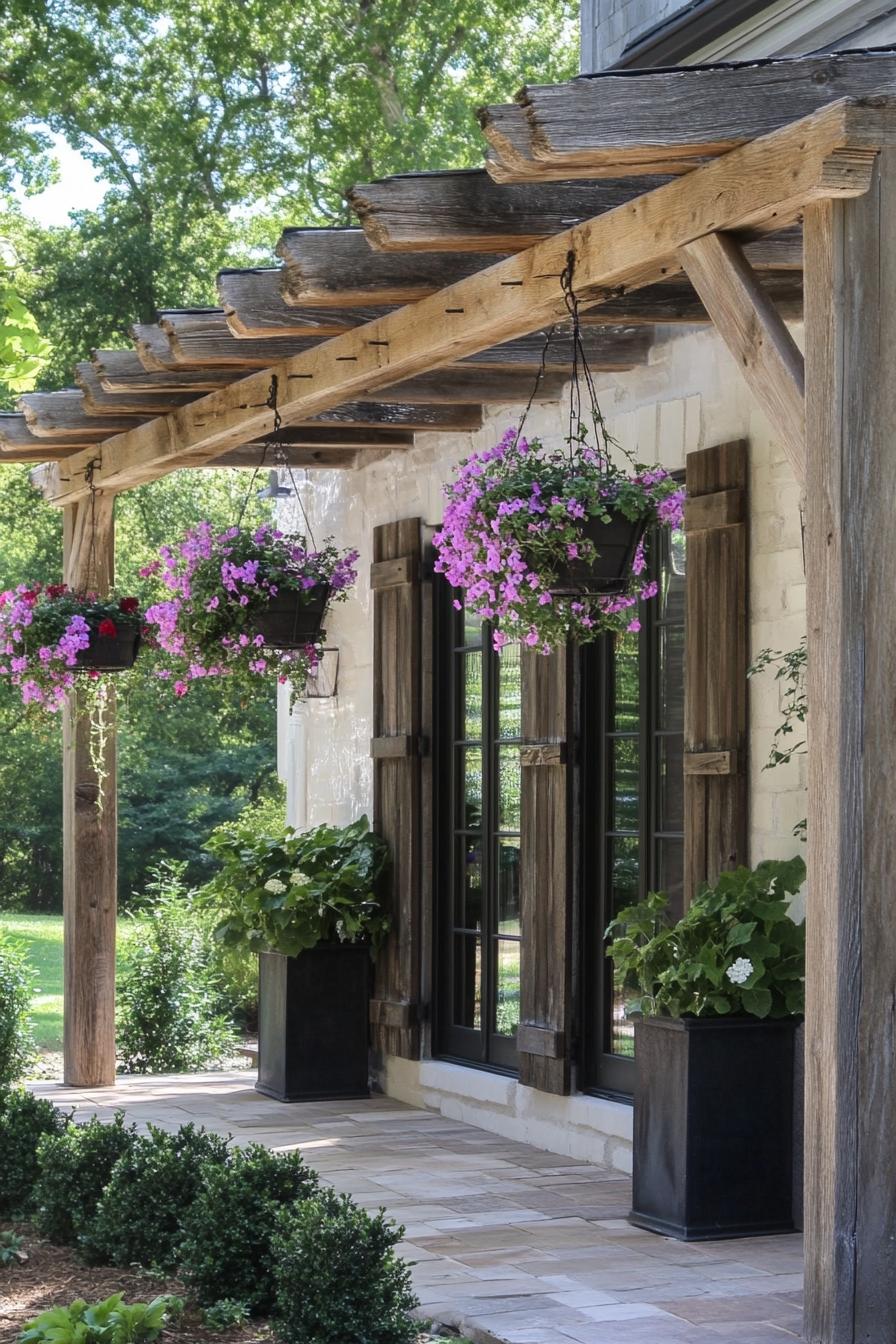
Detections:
0,1223,270,1344
0,1223,456,1344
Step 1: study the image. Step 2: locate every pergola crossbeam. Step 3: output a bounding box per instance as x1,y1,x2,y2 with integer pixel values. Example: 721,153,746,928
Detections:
39,96,889,507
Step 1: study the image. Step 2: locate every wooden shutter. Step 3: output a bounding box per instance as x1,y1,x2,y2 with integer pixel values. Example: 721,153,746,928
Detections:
517,647,572,1095
683,441,749,902
369,518,424,1060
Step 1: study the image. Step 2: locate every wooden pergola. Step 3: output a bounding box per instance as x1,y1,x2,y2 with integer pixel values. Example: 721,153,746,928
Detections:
8,49,896,1343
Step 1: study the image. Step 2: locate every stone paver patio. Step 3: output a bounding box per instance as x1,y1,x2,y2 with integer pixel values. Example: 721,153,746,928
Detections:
30,1071,804,1344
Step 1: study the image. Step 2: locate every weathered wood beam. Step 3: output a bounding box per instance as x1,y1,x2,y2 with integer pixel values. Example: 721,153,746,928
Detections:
680,232,805,482
41,96,890,503
250,427,416,450
0,413,103,454
212,445,376,469
802,146,896,1344
62,494,117,1087
217,269,394,337
583,270,803,325
347,168,673,252
347,167,805,271
277,228,506,305
303,401,482,432
76,363,200,416
481,50,896,180
159,311,331,367
19,392,149,439
94,350,234,392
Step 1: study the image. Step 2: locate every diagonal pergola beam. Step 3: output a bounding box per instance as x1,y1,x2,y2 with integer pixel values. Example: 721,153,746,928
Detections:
39,96,893,507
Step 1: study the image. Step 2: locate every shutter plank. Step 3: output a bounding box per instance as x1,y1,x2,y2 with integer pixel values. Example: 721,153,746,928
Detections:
683,442,749,901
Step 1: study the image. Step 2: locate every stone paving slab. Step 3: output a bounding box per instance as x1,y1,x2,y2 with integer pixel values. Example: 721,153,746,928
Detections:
28,1072,804,1344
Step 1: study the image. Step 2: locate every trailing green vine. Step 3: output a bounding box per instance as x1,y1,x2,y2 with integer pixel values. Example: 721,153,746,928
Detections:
748,636,807,841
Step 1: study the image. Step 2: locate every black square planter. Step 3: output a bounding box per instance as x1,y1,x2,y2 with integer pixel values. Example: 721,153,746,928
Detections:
631,1015,800,1241
257,945,371,1102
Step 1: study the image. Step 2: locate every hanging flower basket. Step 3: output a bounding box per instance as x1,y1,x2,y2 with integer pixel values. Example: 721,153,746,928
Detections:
251,583,330,649
75,616,142,672
433,428,685,652
143,523,357,698
0,585,143,710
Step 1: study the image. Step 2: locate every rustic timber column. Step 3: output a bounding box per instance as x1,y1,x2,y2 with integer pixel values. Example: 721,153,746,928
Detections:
62,494,118,1087
803,150,896,1344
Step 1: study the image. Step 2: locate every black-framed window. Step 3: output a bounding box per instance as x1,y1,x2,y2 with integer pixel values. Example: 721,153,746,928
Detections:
581,521,687,1096
434,595,521,1073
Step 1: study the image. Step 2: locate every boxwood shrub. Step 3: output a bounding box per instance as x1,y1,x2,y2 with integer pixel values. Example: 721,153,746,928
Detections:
272,1190,419,1344
81,1122,230,1271
34,1112,137,1247
0,1089,68,1216
178,1144,319,1313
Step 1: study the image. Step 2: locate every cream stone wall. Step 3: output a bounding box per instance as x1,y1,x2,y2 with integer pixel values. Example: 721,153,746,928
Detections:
275,323,808,1166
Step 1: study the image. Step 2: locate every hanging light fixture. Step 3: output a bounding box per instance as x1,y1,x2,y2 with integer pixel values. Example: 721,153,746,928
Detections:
256,468,292,501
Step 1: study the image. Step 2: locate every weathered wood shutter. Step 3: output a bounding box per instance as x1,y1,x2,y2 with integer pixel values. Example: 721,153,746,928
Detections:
683,441,749,902
517,647,572,1095
369,518,423,1060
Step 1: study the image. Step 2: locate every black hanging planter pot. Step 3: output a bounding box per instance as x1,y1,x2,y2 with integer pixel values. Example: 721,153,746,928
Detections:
75,622,141,673
256,944,371,1102
631,1015,800,1241
550,511,648,597
253,585,330,649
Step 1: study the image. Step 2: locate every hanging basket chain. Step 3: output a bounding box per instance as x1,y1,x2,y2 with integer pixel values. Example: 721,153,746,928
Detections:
235,374,318,551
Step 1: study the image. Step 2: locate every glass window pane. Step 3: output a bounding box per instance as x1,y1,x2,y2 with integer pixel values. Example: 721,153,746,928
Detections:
462,605,482,648
497,838,520,934
497,746,521,831
657,624,685,730
610,736,640,832
656,839,684,923
495,940,521,1037
609,834,640,918
656,735,684,832
453,934,481,1029
498,643,522,738
460,747,482,829
462,650,483,741
612,631,640,732
456,840,483,931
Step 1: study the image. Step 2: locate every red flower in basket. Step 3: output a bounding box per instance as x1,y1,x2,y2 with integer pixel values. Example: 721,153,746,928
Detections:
46,583,68,599
98,618,118,638
119,596,139,614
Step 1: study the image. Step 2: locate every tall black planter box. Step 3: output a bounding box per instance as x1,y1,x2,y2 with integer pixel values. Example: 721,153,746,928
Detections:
257,945,371,1102
631,1015,799,1241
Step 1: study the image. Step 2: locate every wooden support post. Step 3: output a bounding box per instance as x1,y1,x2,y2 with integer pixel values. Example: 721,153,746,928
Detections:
803,149,896,1343
62,494,118,1086
679,232,806,485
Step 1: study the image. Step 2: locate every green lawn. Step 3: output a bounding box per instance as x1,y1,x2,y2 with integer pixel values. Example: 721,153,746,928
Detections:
0,913,141,1052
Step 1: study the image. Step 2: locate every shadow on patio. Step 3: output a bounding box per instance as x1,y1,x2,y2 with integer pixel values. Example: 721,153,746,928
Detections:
29,1073,804,1344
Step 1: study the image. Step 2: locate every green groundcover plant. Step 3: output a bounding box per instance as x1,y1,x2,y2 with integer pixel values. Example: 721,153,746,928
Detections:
0,928,37,1085
179,1144,319,1314
34,1112,137,1247
202,814,390,958
0,1088,68,1216
20,1294,183,1344
606,857,806,1021
272,1190,419,1344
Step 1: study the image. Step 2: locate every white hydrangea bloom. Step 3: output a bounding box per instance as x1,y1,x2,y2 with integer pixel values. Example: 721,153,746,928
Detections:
289,870,310,886
264,877,287,894
726,956,754,985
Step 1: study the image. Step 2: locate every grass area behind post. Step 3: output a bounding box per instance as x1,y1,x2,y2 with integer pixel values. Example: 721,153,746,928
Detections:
0,913,142,1053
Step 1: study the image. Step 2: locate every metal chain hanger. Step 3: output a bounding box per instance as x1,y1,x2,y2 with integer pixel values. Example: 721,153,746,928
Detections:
236,375,317,550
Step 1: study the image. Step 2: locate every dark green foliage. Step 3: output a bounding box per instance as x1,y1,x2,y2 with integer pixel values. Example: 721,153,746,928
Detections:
272,1190,419,1344
200,1300,251,1332
81,1123,230,1271
606,857,807,1021
34,1112,137,1246
0,928,37,1082
0,1088,68,1216
20,1293,183,1344
203,814,391,958
179,1145,319,1313
116,864,237,1074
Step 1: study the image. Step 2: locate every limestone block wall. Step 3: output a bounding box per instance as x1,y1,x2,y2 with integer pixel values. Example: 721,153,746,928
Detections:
580,0,690,71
